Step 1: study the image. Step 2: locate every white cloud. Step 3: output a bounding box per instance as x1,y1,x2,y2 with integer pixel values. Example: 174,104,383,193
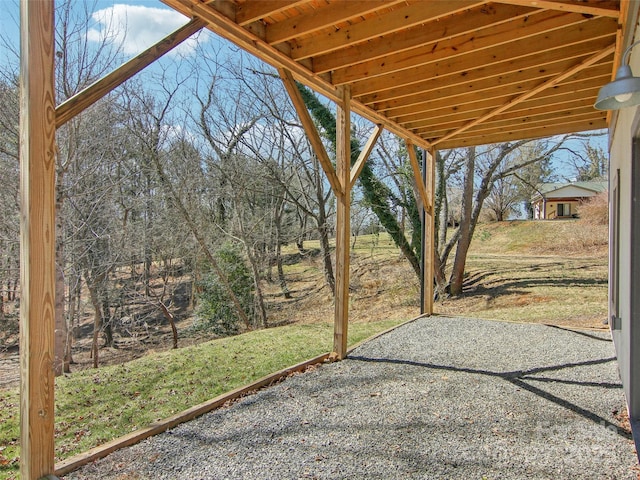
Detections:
87,4,208,57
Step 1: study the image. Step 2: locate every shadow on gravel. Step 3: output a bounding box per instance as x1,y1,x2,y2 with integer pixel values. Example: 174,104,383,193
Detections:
348,354,630,440
545,324,612,342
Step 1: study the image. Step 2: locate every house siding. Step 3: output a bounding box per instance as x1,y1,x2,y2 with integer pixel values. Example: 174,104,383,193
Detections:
608,29,640,421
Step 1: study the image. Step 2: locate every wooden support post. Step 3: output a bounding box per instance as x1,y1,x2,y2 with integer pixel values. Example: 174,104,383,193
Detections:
423,148,436,315
407,142,435,314
20,0,57,478
333,86,351,360
406,141,432,216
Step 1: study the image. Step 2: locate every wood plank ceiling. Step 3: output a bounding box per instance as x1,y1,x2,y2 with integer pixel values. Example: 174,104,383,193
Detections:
161,0,620,150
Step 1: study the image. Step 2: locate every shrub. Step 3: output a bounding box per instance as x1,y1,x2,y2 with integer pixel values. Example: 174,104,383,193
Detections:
576,191,608,226
196,243,254,336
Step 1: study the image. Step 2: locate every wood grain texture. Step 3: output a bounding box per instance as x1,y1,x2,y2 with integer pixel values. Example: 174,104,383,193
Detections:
407,142,432,216
289,1,483,60
493,0,619,18
333,86,351,360
350,124,382,189
19,0,57,478
431,44,615,146
266,1,403,44
332,9,588,85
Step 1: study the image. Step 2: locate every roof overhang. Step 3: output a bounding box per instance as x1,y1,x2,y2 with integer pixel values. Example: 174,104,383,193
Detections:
161,0,622,150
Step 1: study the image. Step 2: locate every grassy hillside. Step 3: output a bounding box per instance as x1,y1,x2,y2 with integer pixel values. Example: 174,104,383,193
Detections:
0,219,609,478
439,220,608,327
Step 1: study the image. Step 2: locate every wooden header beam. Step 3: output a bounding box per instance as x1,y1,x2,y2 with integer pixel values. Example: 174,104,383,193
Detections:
20,0,57,478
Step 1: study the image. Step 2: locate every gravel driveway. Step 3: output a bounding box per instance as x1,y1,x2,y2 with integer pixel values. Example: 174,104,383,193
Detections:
63,316,638,479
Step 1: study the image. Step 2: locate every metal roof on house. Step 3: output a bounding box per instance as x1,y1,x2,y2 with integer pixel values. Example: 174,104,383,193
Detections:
532,180,608,199
161,0,621,150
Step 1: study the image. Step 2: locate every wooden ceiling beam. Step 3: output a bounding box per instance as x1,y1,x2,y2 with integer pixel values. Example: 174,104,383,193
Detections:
431,43,615,147
402,94,602,131
433,119,608,149
409,100,599,134
388,72,609,123
389,79,607,125
266,1,403,44
353,33,614,101
312,3,534,74
371,58,612,113
332,10,589,85
492,0,619,18
424,111,608,139
236,0,309,25
161,0,432,150
349,17,617,97
289,0,484,60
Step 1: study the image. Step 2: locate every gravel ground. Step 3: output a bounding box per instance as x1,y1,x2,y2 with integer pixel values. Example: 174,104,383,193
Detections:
63,317,638,480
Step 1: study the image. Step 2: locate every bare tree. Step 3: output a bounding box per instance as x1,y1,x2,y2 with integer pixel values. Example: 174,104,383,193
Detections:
436,137,573,296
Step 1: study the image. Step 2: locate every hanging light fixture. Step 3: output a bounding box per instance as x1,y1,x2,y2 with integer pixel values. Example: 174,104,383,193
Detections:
595,40,640,110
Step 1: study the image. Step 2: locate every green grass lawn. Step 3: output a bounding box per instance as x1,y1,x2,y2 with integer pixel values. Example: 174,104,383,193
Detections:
0,220,610,479
0,319,404,479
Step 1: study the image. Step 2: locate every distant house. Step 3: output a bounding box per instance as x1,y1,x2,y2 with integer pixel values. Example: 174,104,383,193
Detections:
531,181,608,220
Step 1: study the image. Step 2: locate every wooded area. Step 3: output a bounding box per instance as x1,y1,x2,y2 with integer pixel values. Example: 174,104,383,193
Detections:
6,1,625,478
0,1,608,372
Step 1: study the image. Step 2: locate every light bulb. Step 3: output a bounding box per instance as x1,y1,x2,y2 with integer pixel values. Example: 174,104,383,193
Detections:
615,92,633,103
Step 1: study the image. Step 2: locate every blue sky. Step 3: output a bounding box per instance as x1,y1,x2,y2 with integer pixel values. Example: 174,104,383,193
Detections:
0,0,608,179
0,0,218,70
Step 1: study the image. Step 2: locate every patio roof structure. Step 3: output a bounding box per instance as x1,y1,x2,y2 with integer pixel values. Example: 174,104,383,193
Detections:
20,1,631,478
162,0,620,149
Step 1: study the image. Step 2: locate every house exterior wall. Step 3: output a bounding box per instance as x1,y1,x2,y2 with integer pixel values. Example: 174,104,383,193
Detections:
532,198,581,219
608,18,640,422
610,108,633,412
545,199,579,219
545,185,599,199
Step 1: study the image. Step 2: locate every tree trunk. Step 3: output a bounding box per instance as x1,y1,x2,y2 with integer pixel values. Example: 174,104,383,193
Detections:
449,147,475,296
159,301,178,349
101,292,114,348
85,275,103,369
317,205,335,295
54,170,68,375
274,202,291,299
247,248,268,329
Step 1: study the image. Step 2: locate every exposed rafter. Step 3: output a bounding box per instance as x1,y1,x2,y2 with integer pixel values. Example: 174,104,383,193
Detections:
431,44,615,146
163,0,618,148
493,0,619,18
